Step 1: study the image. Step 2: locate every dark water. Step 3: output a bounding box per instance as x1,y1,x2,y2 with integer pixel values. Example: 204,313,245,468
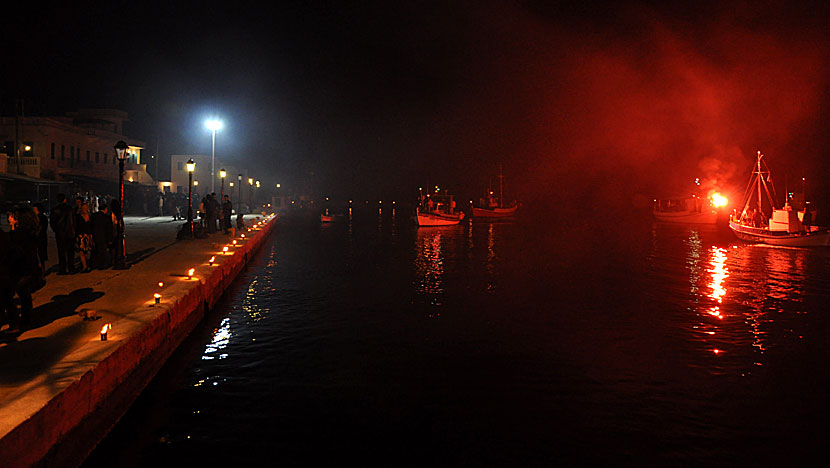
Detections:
85,206,830,467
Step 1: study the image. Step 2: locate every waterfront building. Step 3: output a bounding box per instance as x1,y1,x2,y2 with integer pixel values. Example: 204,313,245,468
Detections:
0,108,152,207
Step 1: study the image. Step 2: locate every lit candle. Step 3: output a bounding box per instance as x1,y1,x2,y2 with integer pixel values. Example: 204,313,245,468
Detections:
100,323,111,341
223,246,229,254
187,268,195,279
232,240,237,245
158,281,164,288
154,293,161,304
241,234,245,238
209,256,215,266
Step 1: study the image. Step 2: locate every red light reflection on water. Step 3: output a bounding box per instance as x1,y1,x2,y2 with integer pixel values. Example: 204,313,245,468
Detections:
707,246,728,319
415,230,444,310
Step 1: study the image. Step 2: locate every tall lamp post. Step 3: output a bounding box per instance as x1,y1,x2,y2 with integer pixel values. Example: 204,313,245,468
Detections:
219,168,226,230
114,140,129,269
248,177,253,209
238,174,243,216
186,158,196,238
206,119,222,193
255,180,260,211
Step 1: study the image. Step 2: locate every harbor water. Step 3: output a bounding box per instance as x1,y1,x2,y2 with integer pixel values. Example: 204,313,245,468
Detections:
85,205,830,466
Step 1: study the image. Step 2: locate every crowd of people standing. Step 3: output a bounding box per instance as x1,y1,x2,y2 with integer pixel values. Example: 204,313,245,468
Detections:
1,192,119,333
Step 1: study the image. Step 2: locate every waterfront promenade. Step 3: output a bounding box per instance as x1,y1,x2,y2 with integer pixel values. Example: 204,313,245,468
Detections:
0,214,276,467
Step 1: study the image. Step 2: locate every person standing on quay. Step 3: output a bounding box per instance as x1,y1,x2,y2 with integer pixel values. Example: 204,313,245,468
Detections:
75,203,94,273
32,203,48,274
222,194,233,234
8,206,42,332
0,225,14,329
91,202,113,269
50,193,76,274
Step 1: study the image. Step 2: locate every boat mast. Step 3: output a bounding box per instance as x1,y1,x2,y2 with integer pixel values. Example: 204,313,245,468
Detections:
498,164,504,209
757,151,763,213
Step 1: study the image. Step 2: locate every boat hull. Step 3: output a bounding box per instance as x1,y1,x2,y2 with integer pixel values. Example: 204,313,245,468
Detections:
728,221,830,247
653,209,717,224
417,212,465,226
472,205,518,218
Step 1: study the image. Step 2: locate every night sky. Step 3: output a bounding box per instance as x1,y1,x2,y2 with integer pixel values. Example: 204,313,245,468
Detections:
4,1,830,212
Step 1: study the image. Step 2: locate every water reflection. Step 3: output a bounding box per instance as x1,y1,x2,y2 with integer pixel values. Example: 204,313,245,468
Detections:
202,317,231,361
414,229,445,310
680,226,812,366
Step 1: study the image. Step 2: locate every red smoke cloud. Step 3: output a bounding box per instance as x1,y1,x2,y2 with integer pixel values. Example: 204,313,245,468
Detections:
514,2,829,206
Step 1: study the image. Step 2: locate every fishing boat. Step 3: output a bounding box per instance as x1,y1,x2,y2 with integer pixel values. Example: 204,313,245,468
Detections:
416,187,465,226
729,151,830,247
472,165,518,218
653,194,724,224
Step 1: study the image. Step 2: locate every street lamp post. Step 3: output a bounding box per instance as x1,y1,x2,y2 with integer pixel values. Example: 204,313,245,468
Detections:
248,177,253,208
255,180,260,211
114,140,129,269
187,158,196,239
220,168,226,230
238,174,243,216
206,119,222,193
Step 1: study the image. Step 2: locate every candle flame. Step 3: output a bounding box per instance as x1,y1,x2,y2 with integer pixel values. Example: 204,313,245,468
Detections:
154,293,161,299
158,281,164,288
209,256,215,263
101,323,111,334
188,268,195,277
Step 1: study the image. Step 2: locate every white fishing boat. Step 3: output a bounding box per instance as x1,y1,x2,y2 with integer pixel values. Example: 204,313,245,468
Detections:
416,187,465,226
729,151,830,247
472,166,518,218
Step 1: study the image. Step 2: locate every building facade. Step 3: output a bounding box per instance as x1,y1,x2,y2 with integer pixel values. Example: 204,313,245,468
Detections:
0,108,149,183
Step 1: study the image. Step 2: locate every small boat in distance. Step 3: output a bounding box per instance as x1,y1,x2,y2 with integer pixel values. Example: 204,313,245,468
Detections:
729,151,830,247
472,165,518,218
653,192,727,224
416,186,465,226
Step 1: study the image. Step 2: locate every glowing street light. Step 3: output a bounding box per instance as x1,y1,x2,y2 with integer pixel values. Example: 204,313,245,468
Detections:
186,158,196,239
238,174,243,216
220,168,227,231
205,119,222,193
113,140,129,269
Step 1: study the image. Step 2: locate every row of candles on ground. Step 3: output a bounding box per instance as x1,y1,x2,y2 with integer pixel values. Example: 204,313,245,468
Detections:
100,216,273,341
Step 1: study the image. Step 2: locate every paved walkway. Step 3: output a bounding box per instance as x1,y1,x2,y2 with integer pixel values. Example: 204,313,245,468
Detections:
0,215,265,440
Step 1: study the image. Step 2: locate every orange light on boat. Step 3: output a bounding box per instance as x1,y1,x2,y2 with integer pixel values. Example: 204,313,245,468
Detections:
154,293,161,304
711,193,728,208
101,323,111,341
187,268,195,279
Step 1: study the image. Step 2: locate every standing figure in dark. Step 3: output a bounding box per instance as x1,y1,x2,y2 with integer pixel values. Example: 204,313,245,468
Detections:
0,222,14,330
91,202,113,269
222,194,233,234
206,193,219,233
32,203,49,274
50,193,76,274
110,198,122,266
7,206,43,332
75,203,94,273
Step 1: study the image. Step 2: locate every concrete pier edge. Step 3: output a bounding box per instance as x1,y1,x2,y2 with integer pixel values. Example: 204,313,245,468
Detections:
0,216,277,468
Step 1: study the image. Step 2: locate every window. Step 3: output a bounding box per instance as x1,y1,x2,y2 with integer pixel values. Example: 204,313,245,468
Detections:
86,150,90,161
177,162,184,171
51,143,56,159
70,146,74,160
104,153,108,163
95,152,100,163
61,145,65,160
